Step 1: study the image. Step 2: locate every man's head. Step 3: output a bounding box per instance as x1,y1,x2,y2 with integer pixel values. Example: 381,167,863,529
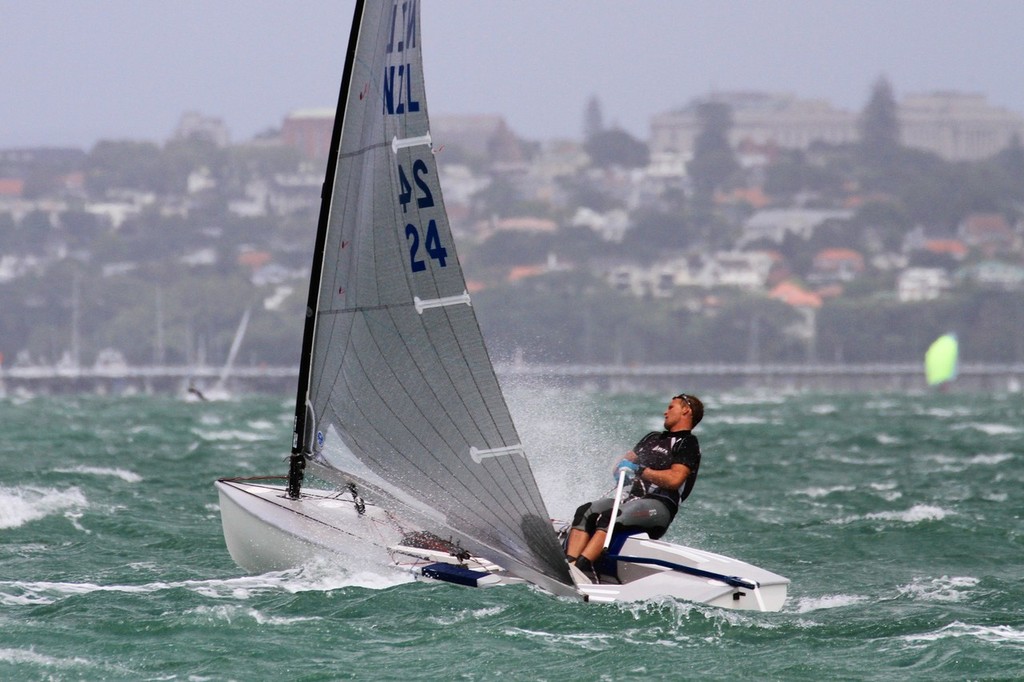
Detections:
665,393,703,431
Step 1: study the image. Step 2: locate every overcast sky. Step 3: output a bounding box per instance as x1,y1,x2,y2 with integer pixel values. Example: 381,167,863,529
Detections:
4,1,1024,150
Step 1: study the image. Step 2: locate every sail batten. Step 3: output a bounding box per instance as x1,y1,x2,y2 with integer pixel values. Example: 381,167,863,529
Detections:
297,0,571,591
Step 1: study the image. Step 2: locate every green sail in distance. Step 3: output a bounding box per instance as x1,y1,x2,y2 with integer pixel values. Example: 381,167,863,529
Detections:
925,333,959,386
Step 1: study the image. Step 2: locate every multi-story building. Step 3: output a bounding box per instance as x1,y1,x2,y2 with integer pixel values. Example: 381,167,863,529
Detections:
650,90,1024,164
280,109,334,160
900,92,1024,161
650,92,856,158
172,111,230,147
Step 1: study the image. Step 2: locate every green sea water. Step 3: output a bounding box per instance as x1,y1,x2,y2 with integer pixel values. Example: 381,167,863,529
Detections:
1,388,1022,681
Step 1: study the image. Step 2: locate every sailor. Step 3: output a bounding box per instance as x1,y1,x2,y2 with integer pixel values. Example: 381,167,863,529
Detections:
566,393,703,582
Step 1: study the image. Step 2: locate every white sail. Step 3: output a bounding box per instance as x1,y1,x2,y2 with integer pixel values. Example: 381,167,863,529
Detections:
284,0,572,595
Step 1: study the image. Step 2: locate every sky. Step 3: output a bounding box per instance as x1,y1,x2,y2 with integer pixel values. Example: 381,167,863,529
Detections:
4,0,1024,150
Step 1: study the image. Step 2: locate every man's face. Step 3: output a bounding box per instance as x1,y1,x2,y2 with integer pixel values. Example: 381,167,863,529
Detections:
663,397,688,431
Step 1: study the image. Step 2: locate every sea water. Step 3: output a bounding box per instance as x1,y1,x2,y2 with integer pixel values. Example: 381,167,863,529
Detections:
1,388,1022,681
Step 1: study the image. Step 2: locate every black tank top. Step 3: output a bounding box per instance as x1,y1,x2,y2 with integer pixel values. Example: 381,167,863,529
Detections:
630,430,701,516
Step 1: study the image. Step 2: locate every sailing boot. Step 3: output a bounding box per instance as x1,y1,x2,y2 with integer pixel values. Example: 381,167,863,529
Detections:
574,556,600,584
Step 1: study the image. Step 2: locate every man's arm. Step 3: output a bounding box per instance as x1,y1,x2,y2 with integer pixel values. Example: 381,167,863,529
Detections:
638,462,689,490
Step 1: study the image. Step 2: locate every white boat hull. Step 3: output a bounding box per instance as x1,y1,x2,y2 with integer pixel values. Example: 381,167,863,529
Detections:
216,478,402,573
571,534,789,611
216,479,788,610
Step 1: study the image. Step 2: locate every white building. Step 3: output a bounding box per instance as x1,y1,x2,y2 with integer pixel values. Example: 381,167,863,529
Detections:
740,208,854,246
650,90,1024,164
897,267,951,302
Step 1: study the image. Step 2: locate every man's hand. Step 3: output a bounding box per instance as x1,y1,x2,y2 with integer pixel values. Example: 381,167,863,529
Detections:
615,459,638,483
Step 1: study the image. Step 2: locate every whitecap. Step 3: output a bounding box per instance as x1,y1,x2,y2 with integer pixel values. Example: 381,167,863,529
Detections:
185,604,322,626
973,423,1021,435
922,406,973,419
967,453,1014,465
903,621,1024,646
865,504,952,523
792,594,869,612
869,482,898,491
898,575,978,602
830,504,953,525
191,428,273,442
0,647,97,670
428,605,507,625
0,569,403,606
792,485,855,499
505,627,616,651
0,486,88,529
53,465,142,483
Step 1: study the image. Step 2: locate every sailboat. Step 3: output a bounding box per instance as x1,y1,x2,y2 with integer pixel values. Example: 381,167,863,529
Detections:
216,0,788,610
186,307,251,402
924,333,958,389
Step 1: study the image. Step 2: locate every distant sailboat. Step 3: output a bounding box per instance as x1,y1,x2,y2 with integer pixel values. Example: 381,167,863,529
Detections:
925,333,959,388
185,307,251,402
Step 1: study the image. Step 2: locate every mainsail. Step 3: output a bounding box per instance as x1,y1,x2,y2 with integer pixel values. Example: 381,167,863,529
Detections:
288,0,572,595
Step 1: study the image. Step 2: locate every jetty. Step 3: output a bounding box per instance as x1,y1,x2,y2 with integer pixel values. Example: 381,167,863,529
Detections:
2,362,1022,396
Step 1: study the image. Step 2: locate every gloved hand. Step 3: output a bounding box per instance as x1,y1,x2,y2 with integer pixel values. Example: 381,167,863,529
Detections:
615,459,638,483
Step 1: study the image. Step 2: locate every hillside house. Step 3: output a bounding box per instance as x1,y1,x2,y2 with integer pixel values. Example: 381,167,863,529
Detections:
955,260,1024,291
897,267,952,302
957,213,1017,255
809,248,865,284
739,208,853,246
697,251,774,289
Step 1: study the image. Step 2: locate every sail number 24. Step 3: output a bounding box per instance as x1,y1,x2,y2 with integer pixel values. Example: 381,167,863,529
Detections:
398,159,448,272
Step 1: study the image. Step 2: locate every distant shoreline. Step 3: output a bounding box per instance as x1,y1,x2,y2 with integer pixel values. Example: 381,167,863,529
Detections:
2,363,1020,396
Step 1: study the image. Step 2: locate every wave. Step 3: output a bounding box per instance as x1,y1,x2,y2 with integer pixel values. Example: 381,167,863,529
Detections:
191,428,276,442
183,604,323,626
830,504,953,525
792,485,855,498
0,486,88,530
0,647,101,672
52,465,142,483
903,621,1024,647
965,423,1020,436
0,564,413,606
967,452,1014,465
791,593,869,612
897,575,979,602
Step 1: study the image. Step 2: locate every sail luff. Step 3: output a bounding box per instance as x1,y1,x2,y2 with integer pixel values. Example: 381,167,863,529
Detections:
292,0,368,462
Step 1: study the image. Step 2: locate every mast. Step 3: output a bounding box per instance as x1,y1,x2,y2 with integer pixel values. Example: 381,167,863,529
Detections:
288,0,367,498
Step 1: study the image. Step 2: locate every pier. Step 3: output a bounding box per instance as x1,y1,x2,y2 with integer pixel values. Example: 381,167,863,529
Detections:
495,362,1024,393
2,362,1022,396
